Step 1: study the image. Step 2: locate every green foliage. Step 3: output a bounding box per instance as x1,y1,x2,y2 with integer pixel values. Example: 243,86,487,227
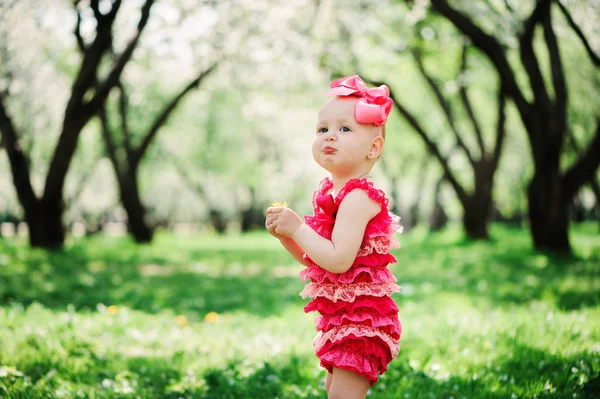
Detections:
0,225,599,398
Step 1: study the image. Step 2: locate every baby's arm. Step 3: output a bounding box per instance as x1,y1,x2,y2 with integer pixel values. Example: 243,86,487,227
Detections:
266,208,311,266
270,190,380,274
279,237,311,267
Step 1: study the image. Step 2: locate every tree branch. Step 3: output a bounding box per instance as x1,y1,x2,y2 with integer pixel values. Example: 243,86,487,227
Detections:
492,84,507,169
556,0,600,67
98,107,121,176
518,0,552,114
429,0,531,119
374,79,469,205
87,0,154,112
116,82,133,155
0,94,39,212
105,0,123,20
65,12,113,119
132,62,219,166
43,1,123,205
73,1,86,53
458,44,486,158
90,0,103,21
543,4,567,139
411,45,476,166
562,115,600,200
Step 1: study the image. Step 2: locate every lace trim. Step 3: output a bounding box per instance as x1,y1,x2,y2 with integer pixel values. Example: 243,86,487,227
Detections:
316,313,402,334
304,295,400,316
300,281,401,302
390,213,403,234
319,351,382,383
300,255,397,284
312,177,387,215
314,324,400,359
357,235,401,257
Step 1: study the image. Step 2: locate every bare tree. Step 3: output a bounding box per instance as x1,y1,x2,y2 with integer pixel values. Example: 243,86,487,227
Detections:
370,39,508,239
427,0,600,253
98,61,217,242
0,0,155,248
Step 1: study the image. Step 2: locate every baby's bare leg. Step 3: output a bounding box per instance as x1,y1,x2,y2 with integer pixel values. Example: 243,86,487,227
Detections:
325,371,333,395
327,368,370,399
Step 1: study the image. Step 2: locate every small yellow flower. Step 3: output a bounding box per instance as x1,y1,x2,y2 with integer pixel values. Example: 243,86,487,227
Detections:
107,305,118,315
204,311,219,323
176,315,188,327
271,201,289,207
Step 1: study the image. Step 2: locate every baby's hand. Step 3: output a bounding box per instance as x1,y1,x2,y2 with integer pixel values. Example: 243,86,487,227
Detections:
266,206,304,239
265,207,285,239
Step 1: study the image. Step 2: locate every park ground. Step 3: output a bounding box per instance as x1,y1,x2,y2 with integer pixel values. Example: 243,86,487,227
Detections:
0,223,599,398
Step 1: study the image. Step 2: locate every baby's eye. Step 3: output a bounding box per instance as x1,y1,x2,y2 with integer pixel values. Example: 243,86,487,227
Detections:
340,126,351,132
317,127,328,134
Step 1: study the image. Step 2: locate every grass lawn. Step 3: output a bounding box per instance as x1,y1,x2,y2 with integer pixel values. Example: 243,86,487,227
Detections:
0,223,599,398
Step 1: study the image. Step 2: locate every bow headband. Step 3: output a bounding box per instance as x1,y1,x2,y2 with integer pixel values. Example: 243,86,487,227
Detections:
325,75,393,130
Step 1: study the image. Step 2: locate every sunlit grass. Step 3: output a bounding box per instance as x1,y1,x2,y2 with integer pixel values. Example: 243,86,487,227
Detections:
0,223,599,398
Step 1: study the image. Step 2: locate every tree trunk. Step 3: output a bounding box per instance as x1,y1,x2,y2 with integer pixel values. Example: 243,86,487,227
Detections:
117,170,153,243
429,176,447,232
241,206,263,232
209,209,227,234
28,200,65,248
528,172,570,252
462,161,494,239
463,197,490,239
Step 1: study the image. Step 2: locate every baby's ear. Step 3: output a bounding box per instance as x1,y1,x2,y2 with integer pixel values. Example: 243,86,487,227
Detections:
368,136,384,159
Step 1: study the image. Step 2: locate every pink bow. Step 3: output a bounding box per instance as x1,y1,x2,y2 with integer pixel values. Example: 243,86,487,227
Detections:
316,194,338,218
325,75,393,126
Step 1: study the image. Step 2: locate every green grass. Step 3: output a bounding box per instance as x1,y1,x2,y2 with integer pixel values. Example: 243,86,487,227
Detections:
0,223,599,398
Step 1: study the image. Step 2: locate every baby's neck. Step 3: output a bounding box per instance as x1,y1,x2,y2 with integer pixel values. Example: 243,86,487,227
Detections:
330,172,373,197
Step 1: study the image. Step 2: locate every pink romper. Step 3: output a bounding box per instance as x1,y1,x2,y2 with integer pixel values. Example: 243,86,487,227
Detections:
300,177,402,384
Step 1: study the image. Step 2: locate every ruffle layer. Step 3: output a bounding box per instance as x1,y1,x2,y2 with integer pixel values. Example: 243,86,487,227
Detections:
357,234,401,257
300,253,397,283
300,280,401,303
307,177,403,244
304,295,399,316
304,214,333,239
314,324,400,359
317,336,393,366
319,349,383,384
315,312,402,335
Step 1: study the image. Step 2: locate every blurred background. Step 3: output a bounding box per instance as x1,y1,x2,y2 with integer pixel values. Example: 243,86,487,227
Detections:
1,1,599,398
0,0,598,252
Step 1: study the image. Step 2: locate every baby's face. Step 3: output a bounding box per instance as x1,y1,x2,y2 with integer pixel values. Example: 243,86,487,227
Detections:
313,97,379,176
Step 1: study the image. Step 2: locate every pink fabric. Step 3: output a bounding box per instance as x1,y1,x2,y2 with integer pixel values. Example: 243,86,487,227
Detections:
300,280,401,303
315,312,402,335
300,177,402,384
325,75,393,127
304,295,399,316
314,324,400,359
300,261,396,284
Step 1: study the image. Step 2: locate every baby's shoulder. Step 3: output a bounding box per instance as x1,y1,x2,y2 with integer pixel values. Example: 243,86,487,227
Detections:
338,178,390,210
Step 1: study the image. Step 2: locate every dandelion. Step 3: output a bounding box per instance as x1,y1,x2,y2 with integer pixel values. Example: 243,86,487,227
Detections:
176,315,188,327
107,305,118,315
271,201,289,207
204,312,219,323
